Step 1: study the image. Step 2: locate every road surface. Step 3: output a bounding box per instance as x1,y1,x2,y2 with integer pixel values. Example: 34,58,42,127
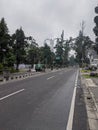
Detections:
0,68,84,130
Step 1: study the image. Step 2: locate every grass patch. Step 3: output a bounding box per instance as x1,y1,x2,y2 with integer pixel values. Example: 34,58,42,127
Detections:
83,74,91,78
81,69,91,73
83,74,98,78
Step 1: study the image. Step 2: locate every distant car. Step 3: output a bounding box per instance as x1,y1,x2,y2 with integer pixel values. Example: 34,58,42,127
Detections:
90,59,98,71
90,65,97,71
35,64,45,72
84,66,89,70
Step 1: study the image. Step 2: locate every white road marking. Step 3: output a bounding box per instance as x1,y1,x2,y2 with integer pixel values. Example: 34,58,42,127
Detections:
47,76,55,80
66,70,79,130
0,89,25,101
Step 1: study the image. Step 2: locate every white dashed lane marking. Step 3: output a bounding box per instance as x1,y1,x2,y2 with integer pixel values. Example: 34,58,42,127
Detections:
0,89,25,101
47,76,55,80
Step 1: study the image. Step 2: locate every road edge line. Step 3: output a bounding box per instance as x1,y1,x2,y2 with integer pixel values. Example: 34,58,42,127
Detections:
66,70,78,130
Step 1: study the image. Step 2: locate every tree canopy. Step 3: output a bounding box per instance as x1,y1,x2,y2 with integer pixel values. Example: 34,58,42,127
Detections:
0,17,95,71
74,30,93,66
0,18,10,64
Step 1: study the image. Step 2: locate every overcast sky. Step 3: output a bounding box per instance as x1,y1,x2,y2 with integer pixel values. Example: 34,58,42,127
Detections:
0,0,98,46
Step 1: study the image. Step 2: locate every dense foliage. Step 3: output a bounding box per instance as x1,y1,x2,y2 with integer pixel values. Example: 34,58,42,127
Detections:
0,17,94,71
74,31,93,66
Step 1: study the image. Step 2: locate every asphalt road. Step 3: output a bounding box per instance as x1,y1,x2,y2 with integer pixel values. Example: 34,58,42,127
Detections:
0,68,78,130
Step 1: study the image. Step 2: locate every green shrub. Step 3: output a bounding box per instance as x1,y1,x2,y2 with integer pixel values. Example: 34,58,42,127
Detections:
81,69,91,73
10,67,19,73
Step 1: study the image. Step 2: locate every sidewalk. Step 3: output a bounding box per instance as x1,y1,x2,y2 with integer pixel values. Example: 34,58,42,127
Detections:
86,78,98,112
81,72,98,130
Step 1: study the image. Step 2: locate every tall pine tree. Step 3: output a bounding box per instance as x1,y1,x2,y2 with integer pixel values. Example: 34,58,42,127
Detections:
0,18,10,64
12,27,27,70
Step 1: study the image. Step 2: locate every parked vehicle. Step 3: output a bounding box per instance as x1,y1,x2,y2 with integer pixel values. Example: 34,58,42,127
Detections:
90,59,98,70
35,64,45,72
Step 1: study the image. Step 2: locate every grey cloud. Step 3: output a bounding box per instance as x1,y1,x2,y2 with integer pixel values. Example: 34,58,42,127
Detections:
0,0,98,45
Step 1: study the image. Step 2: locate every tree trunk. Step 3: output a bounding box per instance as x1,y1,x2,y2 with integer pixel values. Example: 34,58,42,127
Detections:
16,63,19,71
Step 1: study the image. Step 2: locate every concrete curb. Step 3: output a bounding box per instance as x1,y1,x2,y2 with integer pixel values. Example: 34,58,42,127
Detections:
81,74,98,130
0,71,38,84
84,78,98,115
0,69,56,84
0,68,68,85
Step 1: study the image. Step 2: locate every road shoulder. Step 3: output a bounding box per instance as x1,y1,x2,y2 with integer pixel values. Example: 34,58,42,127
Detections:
80,72,98,130
72,77,89,130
